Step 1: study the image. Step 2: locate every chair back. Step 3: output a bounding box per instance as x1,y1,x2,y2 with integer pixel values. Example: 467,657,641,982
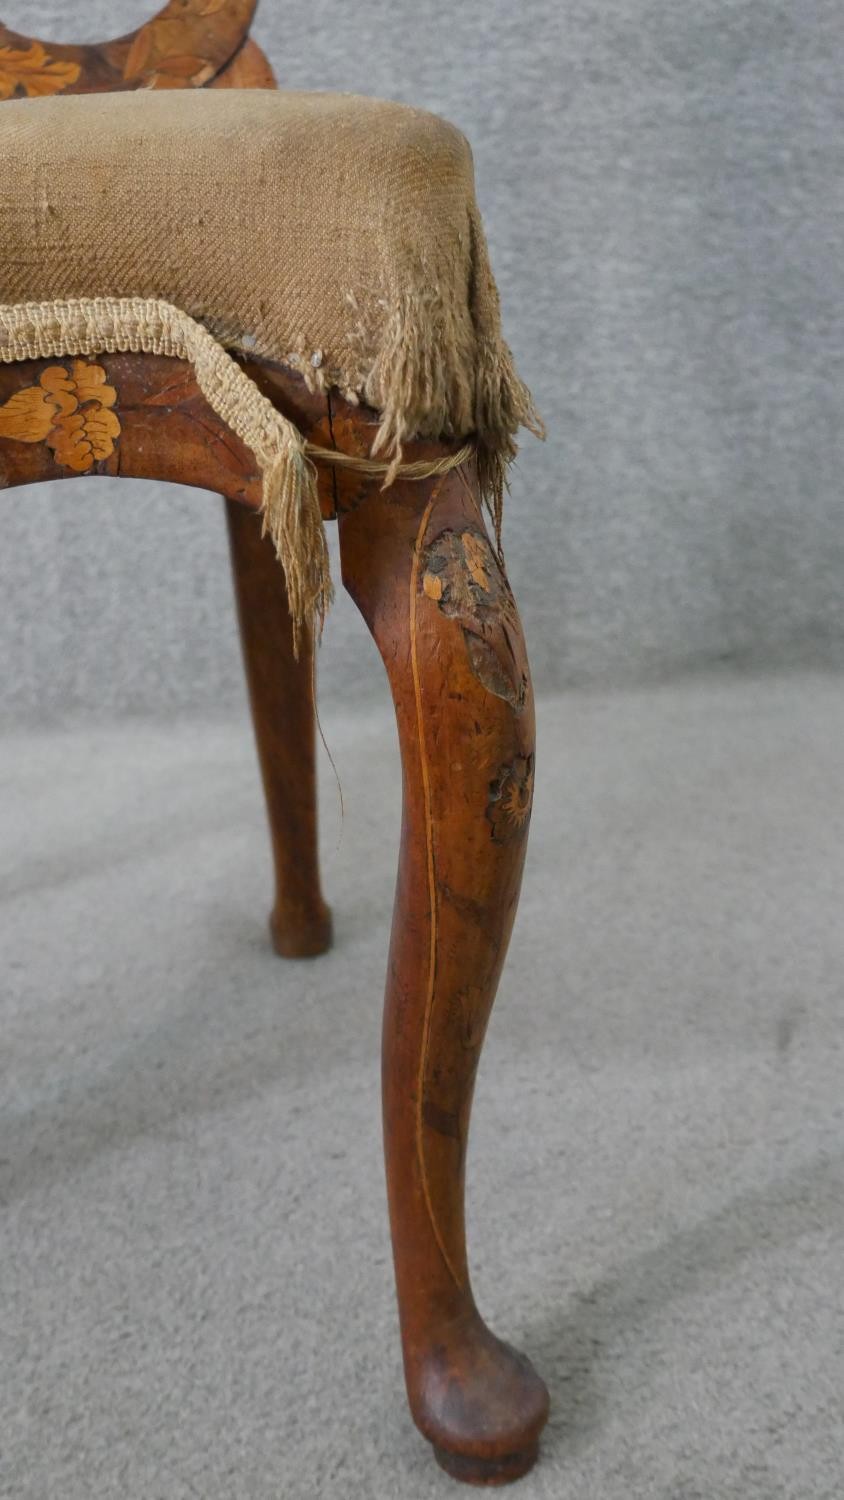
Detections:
0,1,268,97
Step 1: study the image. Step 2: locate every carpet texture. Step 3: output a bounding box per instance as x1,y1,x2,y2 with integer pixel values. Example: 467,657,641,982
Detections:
2,672,844,1497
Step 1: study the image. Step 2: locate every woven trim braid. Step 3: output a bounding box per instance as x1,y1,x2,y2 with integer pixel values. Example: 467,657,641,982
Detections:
0,298,480,646
0,296,331,645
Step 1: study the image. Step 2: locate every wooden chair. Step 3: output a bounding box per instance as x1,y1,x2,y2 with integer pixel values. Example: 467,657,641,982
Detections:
0,2,548,1483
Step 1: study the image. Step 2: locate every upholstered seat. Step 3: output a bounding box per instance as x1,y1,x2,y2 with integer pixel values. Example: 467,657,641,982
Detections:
0,89,528,452
1,87,539,630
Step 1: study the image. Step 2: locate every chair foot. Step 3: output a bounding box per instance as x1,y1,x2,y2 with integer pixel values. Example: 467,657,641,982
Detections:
433,1443,540,1486
269,902,333,959
417,1312,548,1485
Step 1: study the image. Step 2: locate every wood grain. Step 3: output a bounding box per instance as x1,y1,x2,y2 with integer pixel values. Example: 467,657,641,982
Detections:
339,459,549,1482
226,498,332,958
0,352,337,514
0,0,257,95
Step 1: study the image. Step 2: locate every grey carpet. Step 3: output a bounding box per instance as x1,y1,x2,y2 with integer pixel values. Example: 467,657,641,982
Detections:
2,671,844,1498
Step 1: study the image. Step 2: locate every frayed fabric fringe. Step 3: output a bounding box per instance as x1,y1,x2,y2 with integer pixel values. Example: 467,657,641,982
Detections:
361,213,545,551
0,296,331,649
0,293,541,638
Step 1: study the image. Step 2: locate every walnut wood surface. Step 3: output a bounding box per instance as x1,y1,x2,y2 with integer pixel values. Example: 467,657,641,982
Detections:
0,0,257,95
0,352,338,514
340,464,549,1480
213,33,275,90
226,498,332,958
0,0,548,1481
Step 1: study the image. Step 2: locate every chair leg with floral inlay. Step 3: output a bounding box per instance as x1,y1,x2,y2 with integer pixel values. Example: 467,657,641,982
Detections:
0,0,548,1481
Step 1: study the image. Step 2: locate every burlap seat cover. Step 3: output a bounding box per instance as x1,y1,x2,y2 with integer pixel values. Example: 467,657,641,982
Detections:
0,88,539,632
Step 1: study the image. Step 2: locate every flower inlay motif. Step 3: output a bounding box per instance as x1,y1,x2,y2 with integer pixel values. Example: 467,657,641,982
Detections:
0,41,80,99
421,528,528,712
486,755,534,843
0,360,121,473
122,0,224,89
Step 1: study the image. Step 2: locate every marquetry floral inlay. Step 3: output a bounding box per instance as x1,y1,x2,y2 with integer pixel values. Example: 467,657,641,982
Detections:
423,528,518,632
0,360,121,473
486,755,534,843
0,41,81,99
422,528,528,712
122,0,225,89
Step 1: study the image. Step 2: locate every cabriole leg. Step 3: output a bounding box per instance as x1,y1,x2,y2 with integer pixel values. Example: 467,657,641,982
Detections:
226,499,332,958
339,462,548,1483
